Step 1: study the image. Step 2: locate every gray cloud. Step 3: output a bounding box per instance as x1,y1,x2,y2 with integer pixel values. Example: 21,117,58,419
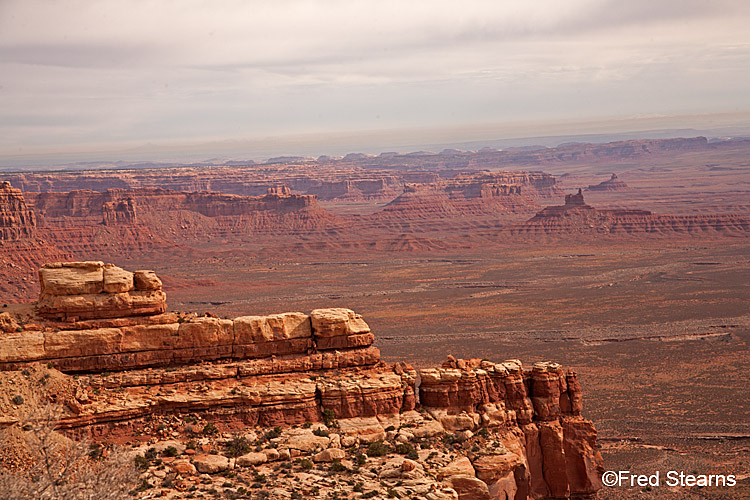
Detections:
0,0,749,160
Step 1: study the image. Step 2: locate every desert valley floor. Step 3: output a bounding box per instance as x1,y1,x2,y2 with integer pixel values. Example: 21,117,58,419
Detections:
0,137,748,499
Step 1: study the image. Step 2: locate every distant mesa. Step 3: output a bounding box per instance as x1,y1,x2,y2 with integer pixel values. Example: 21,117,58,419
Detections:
265,155,313,164
585,173,629,192
514,190,750,236
342,152,371,161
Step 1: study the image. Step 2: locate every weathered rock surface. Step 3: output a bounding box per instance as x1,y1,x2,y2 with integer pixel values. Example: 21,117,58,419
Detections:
0,181,36,241
36,262,166,321
0,262,603,499
419,356,601,500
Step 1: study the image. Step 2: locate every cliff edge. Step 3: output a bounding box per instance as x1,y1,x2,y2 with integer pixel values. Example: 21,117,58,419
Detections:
0,263,603,499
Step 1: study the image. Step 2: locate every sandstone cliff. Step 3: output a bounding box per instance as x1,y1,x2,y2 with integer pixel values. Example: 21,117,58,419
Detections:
0,181,35,240
0,263,603,499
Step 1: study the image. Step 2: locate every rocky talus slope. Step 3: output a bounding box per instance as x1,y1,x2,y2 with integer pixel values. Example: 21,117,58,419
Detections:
0,263,603,499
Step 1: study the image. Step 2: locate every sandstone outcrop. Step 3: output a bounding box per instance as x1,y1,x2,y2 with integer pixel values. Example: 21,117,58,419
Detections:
419,357,602,498
0,263,603,499
36,262,166,321
0,181,35,240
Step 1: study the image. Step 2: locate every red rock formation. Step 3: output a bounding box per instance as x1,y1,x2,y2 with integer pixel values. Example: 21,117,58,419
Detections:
102,198,137,225
36,262,166,321
0,137,715,198
0,181,35,240
419,358,602,499
586,173,628,192
380,171,557,220
0,263,603,499
514,190,750,237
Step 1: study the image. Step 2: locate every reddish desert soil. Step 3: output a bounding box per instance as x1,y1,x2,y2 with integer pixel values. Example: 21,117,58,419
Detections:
2,137,749,498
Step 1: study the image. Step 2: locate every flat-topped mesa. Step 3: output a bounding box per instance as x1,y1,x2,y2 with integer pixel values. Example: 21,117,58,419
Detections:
36,262,166,321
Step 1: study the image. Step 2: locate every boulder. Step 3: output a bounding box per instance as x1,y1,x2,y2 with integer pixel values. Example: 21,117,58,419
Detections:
444,475,490,500
192,454,231,474
133,270,162,290
233,312,311,343
310,308,370,338
312,448,346,462
36,262,166,321
236,452,267,467
438,457,475,480
285,434,330,452
102,264,134,293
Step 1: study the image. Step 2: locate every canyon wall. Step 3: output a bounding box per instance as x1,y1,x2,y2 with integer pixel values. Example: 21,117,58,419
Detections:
26,187,320,227
0,181,35,240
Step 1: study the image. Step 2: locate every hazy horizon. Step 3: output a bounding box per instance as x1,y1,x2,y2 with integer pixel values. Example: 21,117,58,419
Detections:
2,1,749,167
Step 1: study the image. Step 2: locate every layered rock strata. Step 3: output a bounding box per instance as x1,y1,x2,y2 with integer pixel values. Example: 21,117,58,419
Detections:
36,262,166,321
420,356,602,499
0,181,36,240
0,263,603,499
514,190,750,236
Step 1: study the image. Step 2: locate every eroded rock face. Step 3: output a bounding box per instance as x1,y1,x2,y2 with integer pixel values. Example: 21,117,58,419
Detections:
0,262,603,499
36,262,167,321
419,357,601,499
0,181,35,241
516,190,750,236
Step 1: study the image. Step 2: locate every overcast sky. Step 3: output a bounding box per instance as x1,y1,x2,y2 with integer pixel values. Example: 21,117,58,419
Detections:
1,0,749,162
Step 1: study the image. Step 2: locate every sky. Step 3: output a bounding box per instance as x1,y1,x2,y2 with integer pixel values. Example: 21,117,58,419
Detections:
1,0,749,164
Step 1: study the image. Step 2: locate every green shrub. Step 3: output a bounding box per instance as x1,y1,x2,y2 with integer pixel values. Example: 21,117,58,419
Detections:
225,436,251,458
329,460,347,472
134,455,150,471
263,426,282,440
394,443,418,460
202,422,219,435
322,408,337,427
162,446,179,457
366,440,390,457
